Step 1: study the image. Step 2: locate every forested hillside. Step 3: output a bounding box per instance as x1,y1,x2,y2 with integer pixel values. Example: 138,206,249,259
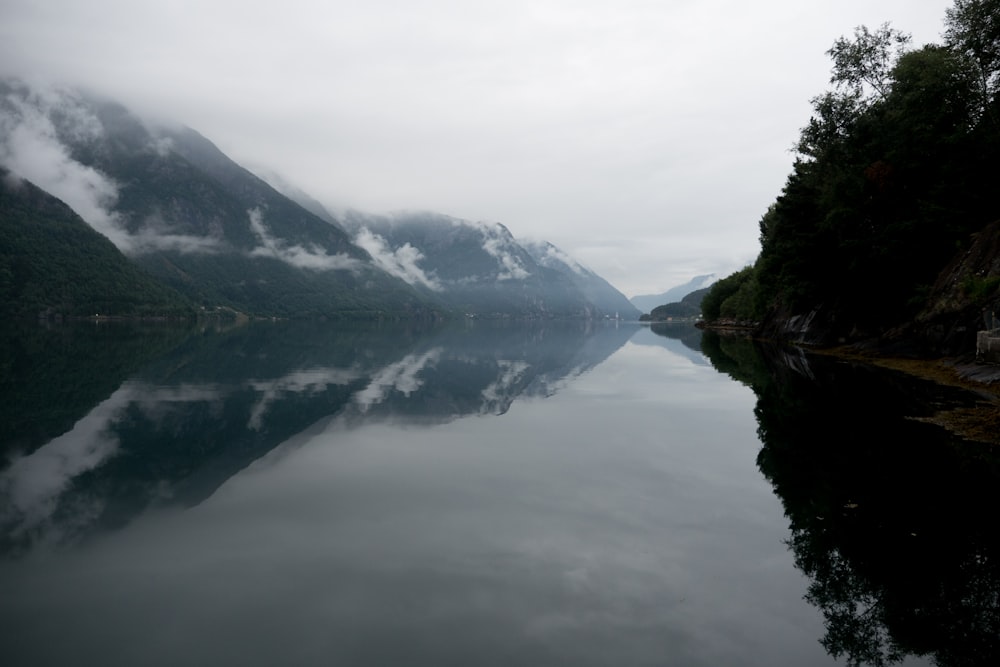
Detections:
0,170,192,318
702,0,1000,352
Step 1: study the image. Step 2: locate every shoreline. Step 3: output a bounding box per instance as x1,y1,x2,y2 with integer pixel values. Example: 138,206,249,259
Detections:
699,321,1000,447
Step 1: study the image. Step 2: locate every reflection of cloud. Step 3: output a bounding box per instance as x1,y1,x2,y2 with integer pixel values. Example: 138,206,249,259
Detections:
0,380,233,548
0,383,134,541
480,360,531,414
522,364,588,400
353,227,441,290
354,349,441,412
247,366,365,430
248,207,362,271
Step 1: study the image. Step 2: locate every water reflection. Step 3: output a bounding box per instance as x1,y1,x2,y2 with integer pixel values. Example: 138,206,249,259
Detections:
0,320,636,555
703,332,1000,666
635,322,709,367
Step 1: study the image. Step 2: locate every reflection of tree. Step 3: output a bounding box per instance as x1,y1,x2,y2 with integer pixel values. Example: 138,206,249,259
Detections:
648,322,704,354
704,336,1000,666
0,321,192,462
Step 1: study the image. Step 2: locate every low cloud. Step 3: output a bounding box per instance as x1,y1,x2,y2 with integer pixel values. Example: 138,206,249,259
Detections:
353,226,441,290
528,240,588,276
481,226,530,281
130,230,224,255
0,86,135,250
248,207,362,271
0,83,225,257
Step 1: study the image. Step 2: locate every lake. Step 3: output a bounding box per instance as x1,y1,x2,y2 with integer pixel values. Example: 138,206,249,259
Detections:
1,320,996,666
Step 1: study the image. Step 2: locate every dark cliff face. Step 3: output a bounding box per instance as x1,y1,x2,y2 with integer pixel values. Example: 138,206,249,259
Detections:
901,219,1000,356
841,219,1000,357
752,220,1000,357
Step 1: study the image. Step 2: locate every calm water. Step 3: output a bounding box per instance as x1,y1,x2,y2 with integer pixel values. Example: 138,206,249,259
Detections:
1,320,996,666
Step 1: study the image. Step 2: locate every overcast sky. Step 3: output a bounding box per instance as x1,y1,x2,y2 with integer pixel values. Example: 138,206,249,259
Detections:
1,0,955,297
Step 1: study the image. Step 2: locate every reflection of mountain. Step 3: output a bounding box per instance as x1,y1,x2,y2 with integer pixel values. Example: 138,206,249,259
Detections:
630,323,707,366
0,321,636,556
0,322,193,461
703,336,1000,666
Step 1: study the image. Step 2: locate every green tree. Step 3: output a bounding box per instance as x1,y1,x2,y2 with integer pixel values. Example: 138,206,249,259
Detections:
750,6,999,341
944,0,1000,119
701,266,757,321
827,23,911,105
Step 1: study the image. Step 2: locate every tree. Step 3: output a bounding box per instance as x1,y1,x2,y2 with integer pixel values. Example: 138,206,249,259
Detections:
827,23,912,105
944,0,1000,118
700,266,757,321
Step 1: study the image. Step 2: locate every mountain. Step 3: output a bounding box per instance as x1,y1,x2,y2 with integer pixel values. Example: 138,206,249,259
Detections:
0,79,435,318
0,168,192,318
520,239,641,319
1,78,635,321
642,286,709,321
630,274,717,314
340,210,637,319
250,167,341,226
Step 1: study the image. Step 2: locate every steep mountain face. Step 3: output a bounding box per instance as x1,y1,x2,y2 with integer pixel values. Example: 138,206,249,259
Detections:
0,79,433,318
342,211,633,318
630,274,717,314
521,239,641,320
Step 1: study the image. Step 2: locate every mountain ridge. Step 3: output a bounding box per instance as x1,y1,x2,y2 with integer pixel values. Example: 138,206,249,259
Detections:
630,274,717,314
0,77,637,321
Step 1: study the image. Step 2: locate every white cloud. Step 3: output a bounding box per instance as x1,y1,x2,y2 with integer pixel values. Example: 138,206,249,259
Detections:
480,224,530,281
528,241,588,276
353,226,442,290
0,84,224,256
129,231,224,255
0,88,134,250
247,207,363,271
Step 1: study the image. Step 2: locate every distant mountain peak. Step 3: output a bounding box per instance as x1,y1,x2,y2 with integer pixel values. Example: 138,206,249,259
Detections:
630,274,719,314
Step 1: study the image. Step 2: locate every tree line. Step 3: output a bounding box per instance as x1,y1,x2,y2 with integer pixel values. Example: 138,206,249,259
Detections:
702,0,1000,340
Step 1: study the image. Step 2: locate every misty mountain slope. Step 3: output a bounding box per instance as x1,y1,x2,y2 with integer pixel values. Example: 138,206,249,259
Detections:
0,168,192,317
0,79,435,317
521,239,640,319
343,211,623,318
251,167,342,227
